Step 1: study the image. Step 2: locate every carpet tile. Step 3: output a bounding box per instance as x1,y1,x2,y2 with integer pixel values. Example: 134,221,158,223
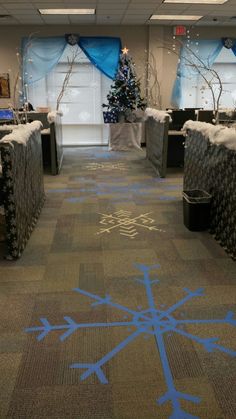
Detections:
0,146,235,419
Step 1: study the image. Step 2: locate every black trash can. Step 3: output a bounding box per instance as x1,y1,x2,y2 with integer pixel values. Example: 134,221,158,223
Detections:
183,189,212,231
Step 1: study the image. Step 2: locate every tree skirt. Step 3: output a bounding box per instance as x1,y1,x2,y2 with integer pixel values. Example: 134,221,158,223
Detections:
109,122,142,151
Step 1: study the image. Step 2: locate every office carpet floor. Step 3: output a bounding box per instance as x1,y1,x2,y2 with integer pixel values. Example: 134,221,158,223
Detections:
0,147,236,419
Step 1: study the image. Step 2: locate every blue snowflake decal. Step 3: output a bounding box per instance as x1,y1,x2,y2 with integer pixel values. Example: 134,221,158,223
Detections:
25,264,236,419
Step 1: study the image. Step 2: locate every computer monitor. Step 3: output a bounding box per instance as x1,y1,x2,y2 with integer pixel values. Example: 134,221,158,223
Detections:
197,110,215,124
169,109,196,130
0,109,14,120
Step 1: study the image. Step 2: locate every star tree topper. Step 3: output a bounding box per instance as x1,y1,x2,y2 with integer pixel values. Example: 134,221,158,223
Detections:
122,46,129,54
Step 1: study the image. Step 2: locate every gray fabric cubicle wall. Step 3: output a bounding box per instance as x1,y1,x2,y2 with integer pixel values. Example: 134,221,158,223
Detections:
184,129,236,260
0,129,45,259
145,116,169,177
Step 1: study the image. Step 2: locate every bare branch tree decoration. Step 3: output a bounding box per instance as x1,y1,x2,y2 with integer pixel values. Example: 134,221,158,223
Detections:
182,42,223,123
153,37,224,123
56,45,81,111
147,51,162,109
10,32,38,124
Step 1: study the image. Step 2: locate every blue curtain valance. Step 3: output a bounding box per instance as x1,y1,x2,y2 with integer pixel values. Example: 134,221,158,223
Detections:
22,35,121,85
79,37,121,79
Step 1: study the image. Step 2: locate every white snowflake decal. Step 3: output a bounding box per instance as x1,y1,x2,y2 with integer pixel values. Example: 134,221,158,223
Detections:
97,210,163,239
85,162,127,171
25,263,236,419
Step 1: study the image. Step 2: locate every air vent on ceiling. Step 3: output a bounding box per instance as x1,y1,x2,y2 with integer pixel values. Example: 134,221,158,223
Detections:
0,14,12,19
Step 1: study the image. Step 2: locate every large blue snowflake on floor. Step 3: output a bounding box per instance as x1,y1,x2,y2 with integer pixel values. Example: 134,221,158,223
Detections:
25,264,236,419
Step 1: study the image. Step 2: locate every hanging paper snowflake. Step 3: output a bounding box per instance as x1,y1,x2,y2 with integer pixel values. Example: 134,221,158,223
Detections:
222,37,234,49
65,33,79,46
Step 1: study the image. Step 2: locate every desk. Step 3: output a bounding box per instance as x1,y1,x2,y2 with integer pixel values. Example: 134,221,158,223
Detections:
167,130,185,167
109,123,142,151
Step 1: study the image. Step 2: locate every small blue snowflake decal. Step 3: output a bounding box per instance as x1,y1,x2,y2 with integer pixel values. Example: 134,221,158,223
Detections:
25,264,236,419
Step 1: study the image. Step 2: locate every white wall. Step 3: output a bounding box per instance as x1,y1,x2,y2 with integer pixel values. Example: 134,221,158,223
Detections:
1,24,236,110
0,24,148,109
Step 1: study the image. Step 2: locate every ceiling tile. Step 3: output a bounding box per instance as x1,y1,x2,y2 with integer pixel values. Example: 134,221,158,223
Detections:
99,0,128,2
4,3,35,9
97,5,127,10
35,2,65,6
96,16,122,22
41,15,70,23
16,17,44,22
0,0,235,26
69,15,96,23
7,10,40,15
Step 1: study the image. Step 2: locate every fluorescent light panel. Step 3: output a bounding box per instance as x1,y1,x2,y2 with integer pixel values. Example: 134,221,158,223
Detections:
39,9,95,15
150,15,202,20
163,0,227,3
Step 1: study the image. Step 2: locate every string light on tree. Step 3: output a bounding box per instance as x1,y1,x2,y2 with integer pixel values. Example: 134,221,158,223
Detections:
102,47,146,122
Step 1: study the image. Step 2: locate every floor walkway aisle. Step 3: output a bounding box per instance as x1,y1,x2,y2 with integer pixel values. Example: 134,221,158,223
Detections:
0,147,236,419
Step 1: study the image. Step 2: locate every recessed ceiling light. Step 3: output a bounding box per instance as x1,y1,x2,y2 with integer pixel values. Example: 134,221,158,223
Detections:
163,0,227,3
39,9,95,15
150,15,202,20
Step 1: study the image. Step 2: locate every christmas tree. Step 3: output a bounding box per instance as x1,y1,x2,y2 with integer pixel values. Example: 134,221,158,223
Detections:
103,47,146,122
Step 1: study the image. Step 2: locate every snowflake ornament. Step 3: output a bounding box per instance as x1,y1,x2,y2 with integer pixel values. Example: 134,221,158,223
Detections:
223,38,234,49
25,263,236,419
66,34,79,46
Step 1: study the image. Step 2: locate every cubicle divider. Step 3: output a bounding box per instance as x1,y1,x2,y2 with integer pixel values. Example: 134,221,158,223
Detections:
184,128,236,260
145,116,169,177
27,112,63,175
0,128,45,259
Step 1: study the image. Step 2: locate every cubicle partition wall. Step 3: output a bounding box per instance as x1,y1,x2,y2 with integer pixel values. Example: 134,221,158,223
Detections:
0,128,45,259
27,112,63,175
50,113,63,174
184,128,236,260
145,116,169,177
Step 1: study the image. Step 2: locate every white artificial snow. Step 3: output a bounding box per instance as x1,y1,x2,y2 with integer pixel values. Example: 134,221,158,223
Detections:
47,111,63,124
0,121,42,146
183,120,236,151
145,108,172,123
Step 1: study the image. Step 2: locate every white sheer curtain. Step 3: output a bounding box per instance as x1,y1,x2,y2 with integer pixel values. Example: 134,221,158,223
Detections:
28,45,112,146
181,47,236,109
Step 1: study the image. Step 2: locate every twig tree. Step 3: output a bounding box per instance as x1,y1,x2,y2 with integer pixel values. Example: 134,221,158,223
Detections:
178,41,223,123
56,45,81,111
11,32,38,123
146,51,162,110
150,38,224,123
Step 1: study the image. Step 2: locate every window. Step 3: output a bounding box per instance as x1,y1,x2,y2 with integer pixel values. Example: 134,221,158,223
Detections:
181,47,236,109
28,45,112,145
